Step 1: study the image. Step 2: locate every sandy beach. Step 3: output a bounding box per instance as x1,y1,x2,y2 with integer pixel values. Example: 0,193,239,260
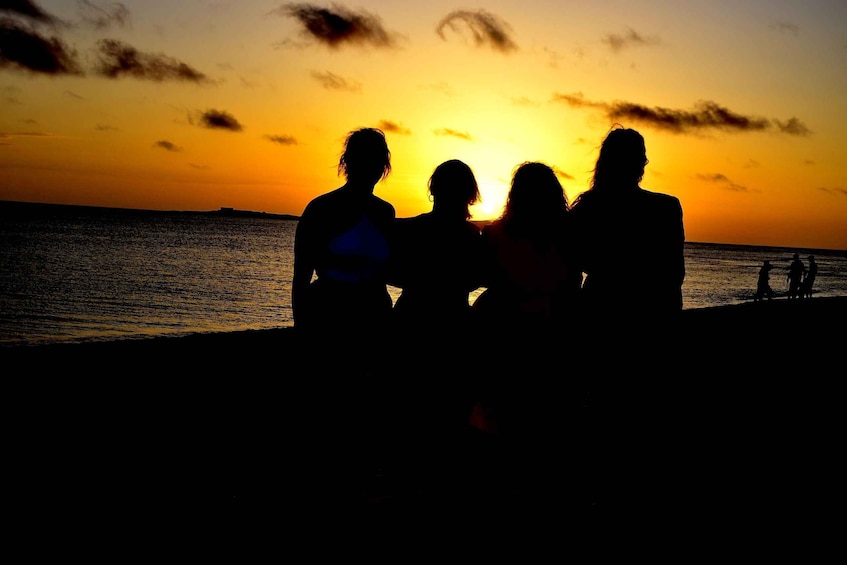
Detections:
4,296,843,547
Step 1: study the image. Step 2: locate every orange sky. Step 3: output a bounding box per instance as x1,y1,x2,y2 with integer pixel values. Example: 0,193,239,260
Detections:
1,1,846,250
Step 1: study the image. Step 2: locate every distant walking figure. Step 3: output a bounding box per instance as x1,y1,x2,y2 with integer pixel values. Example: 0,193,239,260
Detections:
570,125,685,330
801,255,817,298
787,253,805,300
754,260,775,301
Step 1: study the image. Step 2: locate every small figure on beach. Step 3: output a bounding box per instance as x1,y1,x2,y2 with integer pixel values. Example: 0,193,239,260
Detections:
787,253,805,300
569,125,686,330
801,255,817,299
754,260,775,301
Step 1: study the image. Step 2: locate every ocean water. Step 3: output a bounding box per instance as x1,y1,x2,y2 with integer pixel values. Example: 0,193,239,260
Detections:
1,202,845,347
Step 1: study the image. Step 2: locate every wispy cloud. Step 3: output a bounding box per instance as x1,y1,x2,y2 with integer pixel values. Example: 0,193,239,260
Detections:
818,186,847,197
275,3,399,49
191,109,243,131
602,27,661,53
0,17,82,75
0,0,61,25
377,120,410,135
154,140,181,152
434,128,472,141
436,10,517,53
310,70,360,91
551,165,574,180
769,21,799,36
266,134,297,145
553,92,812,136
0,131,60,139
93,39,211,82
78,0,130,30
695,173,748,192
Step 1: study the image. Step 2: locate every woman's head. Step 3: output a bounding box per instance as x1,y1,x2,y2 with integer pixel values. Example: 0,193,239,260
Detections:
428,159,480,220
590,125,647,193
338,128,391,185
502,161,569,224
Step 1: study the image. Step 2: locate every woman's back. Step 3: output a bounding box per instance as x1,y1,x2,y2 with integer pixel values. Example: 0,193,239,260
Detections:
476,218,579,326
570,187,684,315
570,127,685,322
391,212,482,324
473,161,581,330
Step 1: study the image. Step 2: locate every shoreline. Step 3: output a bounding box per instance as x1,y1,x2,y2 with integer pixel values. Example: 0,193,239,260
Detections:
3,294,843,358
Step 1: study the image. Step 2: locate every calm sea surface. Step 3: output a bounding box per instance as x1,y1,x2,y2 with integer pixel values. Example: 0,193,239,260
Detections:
2,202,845,347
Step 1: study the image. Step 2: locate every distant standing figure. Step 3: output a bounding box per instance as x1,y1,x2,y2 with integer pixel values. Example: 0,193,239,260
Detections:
754,260,775,301
787,253,805,300
801,255,817,298
569,125,686,329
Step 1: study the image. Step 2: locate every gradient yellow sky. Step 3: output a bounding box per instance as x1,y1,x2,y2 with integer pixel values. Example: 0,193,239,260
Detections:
2,0,846,250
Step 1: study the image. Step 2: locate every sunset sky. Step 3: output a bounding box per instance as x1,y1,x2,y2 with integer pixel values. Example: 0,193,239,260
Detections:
1,0,846,250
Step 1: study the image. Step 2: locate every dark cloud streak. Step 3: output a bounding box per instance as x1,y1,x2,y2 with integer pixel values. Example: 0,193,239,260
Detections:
267,134,297,145
93,38,210,82
275,3,398,48
154,140,181,151
553,92,811,136
0,0,60,24
0,17,82,74
433,128,472,141
602,27,660,53
310,70,360,91
377,120,410,135
436,10,517,53
197,109,243,131
696,173,747,192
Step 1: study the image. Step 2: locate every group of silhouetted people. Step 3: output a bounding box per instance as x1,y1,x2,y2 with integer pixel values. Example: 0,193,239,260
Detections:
289,124,686,516
755,253,817,301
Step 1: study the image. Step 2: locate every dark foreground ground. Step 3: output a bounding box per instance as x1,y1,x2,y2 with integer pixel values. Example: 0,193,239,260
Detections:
3,297,844,554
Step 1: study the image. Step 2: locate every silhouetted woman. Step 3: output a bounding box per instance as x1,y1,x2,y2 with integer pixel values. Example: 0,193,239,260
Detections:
387,159,483,499
290,127,395,505
472,161,584,509
474,161,582,331
292,127,395,340
787,253,805,300
391,159,483,329
570,125,685,327
754,260,776,301
569,125,686,516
